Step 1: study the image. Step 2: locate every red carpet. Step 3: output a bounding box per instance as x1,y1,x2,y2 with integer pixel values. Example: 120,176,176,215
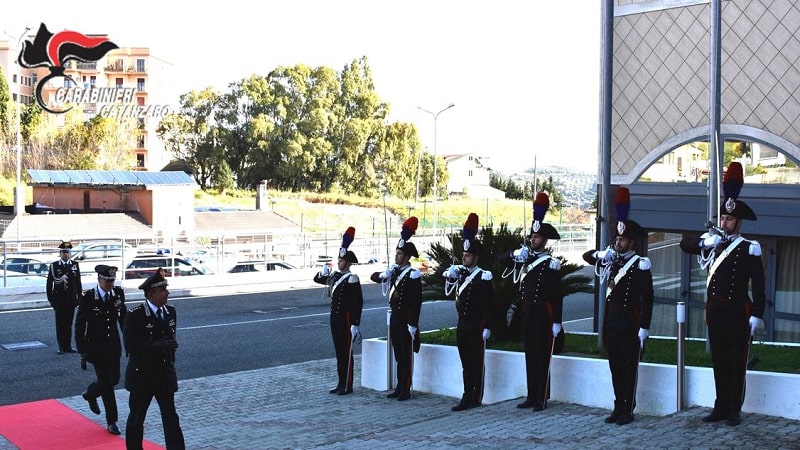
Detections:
0,399,162,450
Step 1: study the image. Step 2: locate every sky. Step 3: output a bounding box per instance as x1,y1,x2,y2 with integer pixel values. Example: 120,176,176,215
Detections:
3,1,601,174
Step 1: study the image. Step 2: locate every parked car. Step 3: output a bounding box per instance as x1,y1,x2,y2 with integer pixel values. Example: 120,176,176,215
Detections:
125,254,213,279
70,241,135,270
0,255,53,277
228,260,297,273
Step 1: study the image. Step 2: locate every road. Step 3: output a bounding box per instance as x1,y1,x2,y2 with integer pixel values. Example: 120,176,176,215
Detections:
0,283,594,406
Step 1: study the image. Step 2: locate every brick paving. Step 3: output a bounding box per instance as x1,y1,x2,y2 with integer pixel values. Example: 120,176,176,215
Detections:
2,355,795,449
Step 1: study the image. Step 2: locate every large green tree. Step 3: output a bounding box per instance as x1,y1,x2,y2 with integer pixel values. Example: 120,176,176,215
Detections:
159,57,434,198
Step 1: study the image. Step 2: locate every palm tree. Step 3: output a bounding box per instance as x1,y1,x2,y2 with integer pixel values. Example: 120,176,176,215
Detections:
423,222,592,342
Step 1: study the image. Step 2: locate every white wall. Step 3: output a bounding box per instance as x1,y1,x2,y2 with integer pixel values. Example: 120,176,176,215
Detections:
362,339,800,419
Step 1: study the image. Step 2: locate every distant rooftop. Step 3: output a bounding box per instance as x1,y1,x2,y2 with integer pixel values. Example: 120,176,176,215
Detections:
27,170,195,187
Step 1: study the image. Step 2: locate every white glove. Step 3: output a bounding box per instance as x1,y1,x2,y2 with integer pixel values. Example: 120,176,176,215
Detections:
552,323,562,337
350,325,359,337
446,266,460,279
380,267,393,280
749,316,764,336
595,249,613,262
638,328,649,348
513,246,530,261
321,265,331,276
702,233,722,249
482,328,491,340
408,325,417,338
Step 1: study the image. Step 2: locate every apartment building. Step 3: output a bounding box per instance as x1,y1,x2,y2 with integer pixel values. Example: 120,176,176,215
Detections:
0,31,174,171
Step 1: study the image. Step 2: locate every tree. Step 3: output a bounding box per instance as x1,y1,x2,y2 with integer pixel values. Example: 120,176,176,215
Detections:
157,88,226,189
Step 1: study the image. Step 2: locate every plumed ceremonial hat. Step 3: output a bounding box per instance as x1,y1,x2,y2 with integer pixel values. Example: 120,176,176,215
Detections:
338,226,358,264
530,193,560,240
138,268,168,291
461,213,483,256
397,217,419,258
614,187,645,239
58,241,73,250
95,264,118,280
720,162,757,220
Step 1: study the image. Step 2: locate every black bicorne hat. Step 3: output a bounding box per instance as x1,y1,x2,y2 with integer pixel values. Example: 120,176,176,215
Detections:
720,162,757,220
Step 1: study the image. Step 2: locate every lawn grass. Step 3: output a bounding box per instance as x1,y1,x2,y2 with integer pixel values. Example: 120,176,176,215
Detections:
420,328,800,374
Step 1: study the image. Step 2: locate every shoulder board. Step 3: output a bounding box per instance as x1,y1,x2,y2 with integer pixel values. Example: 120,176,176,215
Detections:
409,269,422,279
548,258,561,271
481,271,493,281
638,257,651,271
348,273,360,283
130,304,144,312
748,240,762,256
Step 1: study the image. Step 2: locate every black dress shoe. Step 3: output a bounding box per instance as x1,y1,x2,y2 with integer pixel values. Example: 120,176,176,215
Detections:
107,423,121,435
65,348,77,353
451,402,473,412
616,412,634,425
329,387,343,394
386,391,400,398
726,413,741,426
57,349,65,355
337,388,353,395
397,392,411,401
516,400,534,409
82,391,100,415
532,404,545,412
604,410,622,424
702,411,727,423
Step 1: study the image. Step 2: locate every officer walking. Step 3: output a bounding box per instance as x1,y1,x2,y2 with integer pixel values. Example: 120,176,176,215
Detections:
75,265,126,435
47,241,82,354
371,217,423,401
500,193,563,412
313,227,364,395
124,268,185,450
583,187,654,426
679,162,766,427
438,213,494,411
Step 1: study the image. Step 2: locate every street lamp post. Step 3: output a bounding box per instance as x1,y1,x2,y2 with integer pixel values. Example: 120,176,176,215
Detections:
417,103,455,236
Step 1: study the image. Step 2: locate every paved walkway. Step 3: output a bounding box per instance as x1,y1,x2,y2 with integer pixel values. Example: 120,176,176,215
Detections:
2,355,798,450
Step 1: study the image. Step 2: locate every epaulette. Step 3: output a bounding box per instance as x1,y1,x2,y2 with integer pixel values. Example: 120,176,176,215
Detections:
348,273,360,283
481,271,493,281
130,304,145,312
410,269,422,279
548,258,561,271
638,257,651,271
748,240,762,256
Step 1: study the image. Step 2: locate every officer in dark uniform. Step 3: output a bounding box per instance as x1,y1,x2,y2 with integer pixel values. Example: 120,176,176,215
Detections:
437,213,494,411
123,268,185,450
500,193,563,412
75,265,126,435
371,217,423,402
47,241,82,354
313,227,364,395
679,162,766,427
583,187,653,426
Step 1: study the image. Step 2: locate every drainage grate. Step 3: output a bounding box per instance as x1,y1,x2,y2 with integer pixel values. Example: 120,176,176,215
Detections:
2,341,47,351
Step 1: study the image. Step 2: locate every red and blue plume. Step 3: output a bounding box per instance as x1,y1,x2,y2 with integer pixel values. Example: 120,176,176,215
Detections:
341,227,355,250
401,217,418,242
722,162,744,200
533,193,550,222
615,187,630,223
462,213,479,242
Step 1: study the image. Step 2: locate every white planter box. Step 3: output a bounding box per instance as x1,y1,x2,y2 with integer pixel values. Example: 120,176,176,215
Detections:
361,338,800,419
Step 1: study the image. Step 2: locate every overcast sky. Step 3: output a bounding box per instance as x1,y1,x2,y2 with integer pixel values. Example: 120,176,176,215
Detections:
3,1,601,174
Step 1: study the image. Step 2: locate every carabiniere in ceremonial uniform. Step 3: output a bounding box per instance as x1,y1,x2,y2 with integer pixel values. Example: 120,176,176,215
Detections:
438,212,494,412
313,227,364,395
501,193,563,412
